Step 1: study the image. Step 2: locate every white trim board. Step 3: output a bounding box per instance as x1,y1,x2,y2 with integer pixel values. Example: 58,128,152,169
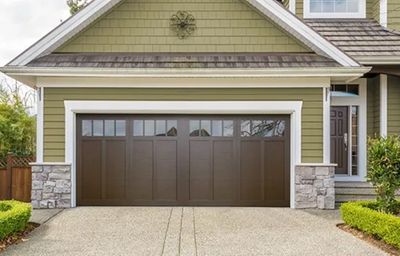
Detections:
36,87,44,163
5,0,360,68
380,74,388,137
380,0,388,27
64,100,303,208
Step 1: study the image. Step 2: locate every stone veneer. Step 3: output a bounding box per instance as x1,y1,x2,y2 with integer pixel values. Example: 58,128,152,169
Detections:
295,164,336,209
31,164,72,209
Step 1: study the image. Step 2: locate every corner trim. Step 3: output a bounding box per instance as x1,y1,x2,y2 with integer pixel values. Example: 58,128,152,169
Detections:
380,74,388,137
380,0,388,27
36,87,44,163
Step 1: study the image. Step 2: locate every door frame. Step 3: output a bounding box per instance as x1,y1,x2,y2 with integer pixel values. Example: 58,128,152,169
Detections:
65,100,302,208
331,79,367,181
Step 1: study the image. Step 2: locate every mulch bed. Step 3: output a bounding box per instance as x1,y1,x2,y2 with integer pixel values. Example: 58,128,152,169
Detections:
0,223,40,253
338,223,400,256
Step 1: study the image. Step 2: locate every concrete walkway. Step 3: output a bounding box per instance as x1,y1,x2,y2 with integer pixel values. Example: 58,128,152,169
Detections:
4,207,386,256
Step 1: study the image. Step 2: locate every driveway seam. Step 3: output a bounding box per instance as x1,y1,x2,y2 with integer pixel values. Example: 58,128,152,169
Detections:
160,207,173,256
192,207,198,256
178,207,183,255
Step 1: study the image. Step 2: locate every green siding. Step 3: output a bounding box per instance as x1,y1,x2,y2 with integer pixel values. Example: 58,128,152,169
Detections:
43,87,323,163
388,0,400,31
388,75,400,135
367,76,380,137
367,0,380,21
296,0,304,18
57,0,309,53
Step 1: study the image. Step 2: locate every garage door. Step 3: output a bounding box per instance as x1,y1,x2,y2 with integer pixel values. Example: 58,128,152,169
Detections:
77,115,290,206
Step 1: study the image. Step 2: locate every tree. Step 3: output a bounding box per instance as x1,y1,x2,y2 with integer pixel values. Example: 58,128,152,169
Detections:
67,0,89,15
367,136,400,214
0,80,36,158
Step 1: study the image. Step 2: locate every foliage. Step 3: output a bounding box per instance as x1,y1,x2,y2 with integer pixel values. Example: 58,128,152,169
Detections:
340,201,400,249
367,136,400,214
0,81,36,158
0,201,31,240
67,0,89,15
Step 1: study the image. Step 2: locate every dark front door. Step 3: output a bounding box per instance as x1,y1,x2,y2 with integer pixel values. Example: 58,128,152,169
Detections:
77,115,290,207
330,107,349,175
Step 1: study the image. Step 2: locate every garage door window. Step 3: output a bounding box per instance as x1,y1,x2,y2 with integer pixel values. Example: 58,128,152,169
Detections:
82,120,126,137
190,120,234,137
241,120,286,137
133,120,178,137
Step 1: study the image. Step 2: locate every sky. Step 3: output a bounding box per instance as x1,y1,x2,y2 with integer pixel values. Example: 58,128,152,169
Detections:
0,0,70,66
0,1,71,112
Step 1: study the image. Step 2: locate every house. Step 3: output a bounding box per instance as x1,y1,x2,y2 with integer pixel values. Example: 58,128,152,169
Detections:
1,0,399,210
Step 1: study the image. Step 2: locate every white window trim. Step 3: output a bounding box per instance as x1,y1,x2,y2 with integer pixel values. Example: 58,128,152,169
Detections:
380,0,388,27
304,0,366,19
289,0,296,13
64,100,303,208
331,79,367,182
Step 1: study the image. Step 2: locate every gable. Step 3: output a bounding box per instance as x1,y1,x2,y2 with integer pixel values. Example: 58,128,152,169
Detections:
56,0,310,53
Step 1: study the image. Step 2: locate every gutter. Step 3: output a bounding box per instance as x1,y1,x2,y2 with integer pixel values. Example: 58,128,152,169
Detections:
1,66,371,79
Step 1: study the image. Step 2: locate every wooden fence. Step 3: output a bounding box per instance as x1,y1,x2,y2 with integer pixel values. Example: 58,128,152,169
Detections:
0,154,34,202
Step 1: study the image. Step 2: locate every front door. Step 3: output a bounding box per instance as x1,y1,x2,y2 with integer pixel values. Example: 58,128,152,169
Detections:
330,107,349,175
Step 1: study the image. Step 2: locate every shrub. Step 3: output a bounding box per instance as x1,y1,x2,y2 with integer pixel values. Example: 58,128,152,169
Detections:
367,136,400,214
0,201,31,240
341,201,400,249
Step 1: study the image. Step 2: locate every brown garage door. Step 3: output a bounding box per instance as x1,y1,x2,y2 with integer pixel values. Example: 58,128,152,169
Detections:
77,115,290,207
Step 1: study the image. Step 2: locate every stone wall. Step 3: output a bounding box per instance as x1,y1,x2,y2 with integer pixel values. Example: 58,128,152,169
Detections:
295,164,336,209
31,164,72,209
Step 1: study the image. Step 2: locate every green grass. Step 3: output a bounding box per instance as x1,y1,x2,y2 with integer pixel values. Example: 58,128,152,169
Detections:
340,201,400,250
0,201,31,240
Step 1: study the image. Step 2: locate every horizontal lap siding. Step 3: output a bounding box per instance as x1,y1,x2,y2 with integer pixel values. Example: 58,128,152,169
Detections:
57,0,309,53
388,0,400,31
388,75,400,135
296,0,304,18
367,76,380,137
43,88,323,163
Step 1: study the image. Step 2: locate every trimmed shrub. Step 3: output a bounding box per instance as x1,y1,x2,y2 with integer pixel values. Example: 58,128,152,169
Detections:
341,201,400,249
368,136,400,214
0,201,31,240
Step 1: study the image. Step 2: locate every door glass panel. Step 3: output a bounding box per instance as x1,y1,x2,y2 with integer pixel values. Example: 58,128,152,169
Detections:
212,120,223,136
156,120,166,136
241,120,251,137
200,120,211,136
93,120,104,136
190,120,200,136
105,120,115,136
144,120,155,136
116,120,126,136
223,120,234,137
82,120,92,136
133,120,144,136
351,106,358,175
167,120,178,136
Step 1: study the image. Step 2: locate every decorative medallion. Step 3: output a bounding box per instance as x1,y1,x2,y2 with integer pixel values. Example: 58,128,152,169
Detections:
170,11,196,39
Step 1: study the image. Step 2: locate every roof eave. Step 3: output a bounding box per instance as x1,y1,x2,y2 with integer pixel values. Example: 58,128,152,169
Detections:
356,56,400,65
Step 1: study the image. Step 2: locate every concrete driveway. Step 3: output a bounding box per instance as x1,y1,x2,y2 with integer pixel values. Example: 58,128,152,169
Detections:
3,207,386,256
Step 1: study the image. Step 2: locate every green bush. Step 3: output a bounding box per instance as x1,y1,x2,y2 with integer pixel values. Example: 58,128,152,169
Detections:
341,201,400,249
368,136,400,214
0,201,31,240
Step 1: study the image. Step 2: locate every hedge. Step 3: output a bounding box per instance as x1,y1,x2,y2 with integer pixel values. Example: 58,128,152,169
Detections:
0,200,31,240
340,201,400,249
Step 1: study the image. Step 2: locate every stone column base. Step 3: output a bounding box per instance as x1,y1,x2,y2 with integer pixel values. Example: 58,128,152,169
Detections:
31,164,72,209
295,164,336,209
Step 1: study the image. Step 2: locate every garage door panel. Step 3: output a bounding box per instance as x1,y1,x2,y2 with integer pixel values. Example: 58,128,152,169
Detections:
264,140,286,201
105,140,126,200
77,115,290,207
130,141,153,200
154,140,177,201
213,140,235,201
80,140,102,201
240,141,262,201
189,140,212,200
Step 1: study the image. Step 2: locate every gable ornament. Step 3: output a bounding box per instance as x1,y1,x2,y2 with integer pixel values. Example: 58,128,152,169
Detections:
170,11,197,39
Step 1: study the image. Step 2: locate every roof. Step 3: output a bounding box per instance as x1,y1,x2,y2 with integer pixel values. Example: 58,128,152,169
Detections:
27,53,341,69
4,0,359,67
306,19,400,63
